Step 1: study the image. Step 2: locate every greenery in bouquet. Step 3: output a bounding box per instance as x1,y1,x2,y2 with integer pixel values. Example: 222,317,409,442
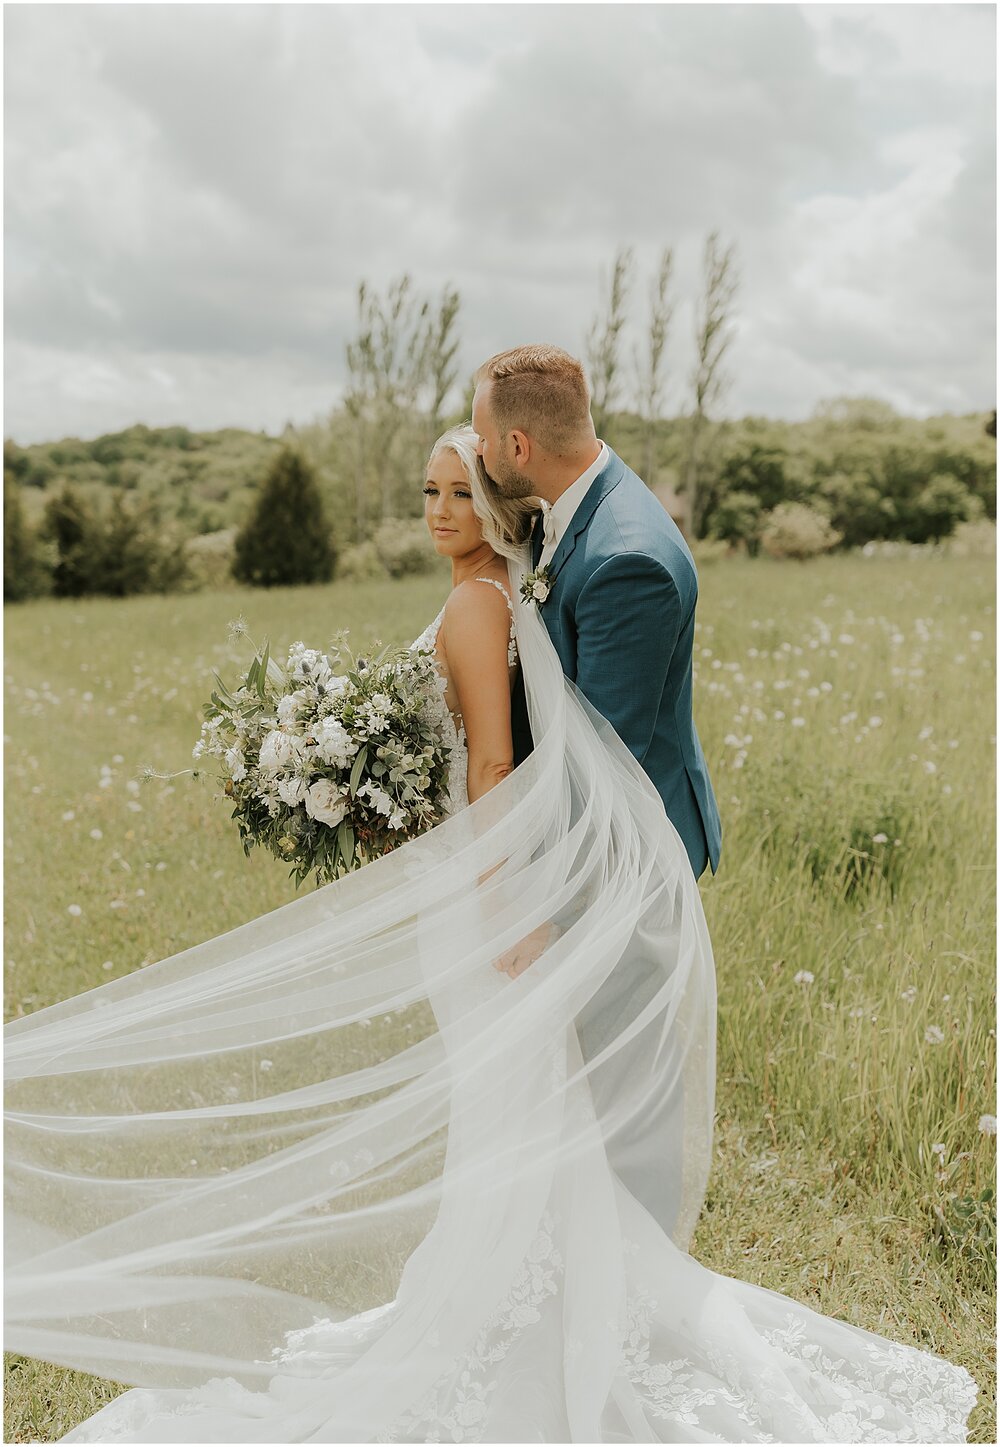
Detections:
190,619,454,887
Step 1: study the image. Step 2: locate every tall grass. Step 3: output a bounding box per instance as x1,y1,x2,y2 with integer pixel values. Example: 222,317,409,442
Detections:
4,548,995,1442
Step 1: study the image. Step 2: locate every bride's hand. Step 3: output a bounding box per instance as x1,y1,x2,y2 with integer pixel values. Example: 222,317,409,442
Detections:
493,922,559,979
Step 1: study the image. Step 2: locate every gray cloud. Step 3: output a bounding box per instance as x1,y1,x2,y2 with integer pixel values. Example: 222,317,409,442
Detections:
3,3,995,443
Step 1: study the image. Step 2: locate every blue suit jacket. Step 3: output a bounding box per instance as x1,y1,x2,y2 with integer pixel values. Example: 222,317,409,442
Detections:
511,447,722,879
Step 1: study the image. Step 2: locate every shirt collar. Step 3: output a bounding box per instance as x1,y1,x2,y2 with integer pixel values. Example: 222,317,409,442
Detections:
548,441,608,533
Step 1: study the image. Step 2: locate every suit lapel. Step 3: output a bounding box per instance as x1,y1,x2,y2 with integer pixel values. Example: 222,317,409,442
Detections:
545,448,625,585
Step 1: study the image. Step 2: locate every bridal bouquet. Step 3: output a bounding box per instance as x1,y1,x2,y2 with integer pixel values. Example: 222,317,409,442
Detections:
192,624,454,887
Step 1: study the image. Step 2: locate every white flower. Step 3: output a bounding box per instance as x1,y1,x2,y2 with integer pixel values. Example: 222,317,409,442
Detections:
358,780,394,818
258,729,306,773
277,689,311,724
924,1025,945,1045
304,779,349,828
978,1115,997,1135
931,1142,947,1157
872,832,888,844
224,745,247,783
793,970,814,985
532,580,549,601
276,776,308,807
314,717,359,768
67,904,82,917
287,645,332,688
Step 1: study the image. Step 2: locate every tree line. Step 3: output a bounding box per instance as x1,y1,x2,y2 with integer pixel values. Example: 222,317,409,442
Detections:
4,236,996,600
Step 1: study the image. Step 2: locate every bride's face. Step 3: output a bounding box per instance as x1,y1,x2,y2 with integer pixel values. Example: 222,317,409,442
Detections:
423,451,483,557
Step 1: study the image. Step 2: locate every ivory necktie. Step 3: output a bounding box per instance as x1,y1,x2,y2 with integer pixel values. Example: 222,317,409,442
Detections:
540,503,558,559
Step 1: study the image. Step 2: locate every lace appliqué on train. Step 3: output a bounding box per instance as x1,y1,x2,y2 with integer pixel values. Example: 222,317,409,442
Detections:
377,1211,564,1443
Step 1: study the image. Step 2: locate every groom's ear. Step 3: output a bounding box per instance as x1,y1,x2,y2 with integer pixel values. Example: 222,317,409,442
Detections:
510,428,532,469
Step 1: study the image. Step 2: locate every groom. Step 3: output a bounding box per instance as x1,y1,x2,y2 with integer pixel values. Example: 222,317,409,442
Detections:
472,344,721,1243
471,343,721,879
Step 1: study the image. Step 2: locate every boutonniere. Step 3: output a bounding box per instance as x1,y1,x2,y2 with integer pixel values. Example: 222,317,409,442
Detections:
520,564,555,610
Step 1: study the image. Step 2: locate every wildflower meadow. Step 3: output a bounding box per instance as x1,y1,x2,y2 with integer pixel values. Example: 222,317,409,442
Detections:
4,543,995,1442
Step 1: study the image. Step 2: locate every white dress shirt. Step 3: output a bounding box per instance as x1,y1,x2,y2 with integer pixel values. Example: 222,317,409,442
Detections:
537,442,608,571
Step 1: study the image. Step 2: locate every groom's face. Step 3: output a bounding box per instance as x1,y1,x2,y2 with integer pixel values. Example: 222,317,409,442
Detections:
472,382,534,500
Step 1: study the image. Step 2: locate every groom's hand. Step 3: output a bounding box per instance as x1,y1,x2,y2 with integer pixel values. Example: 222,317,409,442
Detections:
493,922,559,979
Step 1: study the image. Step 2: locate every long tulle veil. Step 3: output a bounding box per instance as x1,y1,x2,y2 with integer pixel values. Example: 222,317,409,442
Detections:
5,551,717,1440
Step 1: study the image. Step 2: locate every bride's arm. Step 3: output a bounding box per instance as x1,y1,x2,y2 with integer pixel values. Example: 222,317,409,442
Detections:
443,583,551,978
442,581,514,804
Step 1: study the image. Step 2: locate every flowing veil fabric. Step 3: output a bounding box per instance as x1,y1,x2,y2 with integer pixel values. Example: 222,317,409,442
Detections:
5,555,978,1443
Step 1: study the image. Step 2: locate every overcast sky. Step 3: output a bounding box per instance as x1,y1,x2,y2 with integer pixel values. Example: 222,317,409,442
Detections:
4,2,995,445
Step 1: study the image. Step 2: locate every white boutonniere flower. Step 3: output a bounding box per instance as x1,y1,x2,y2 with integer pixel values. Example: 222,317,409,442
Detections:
519,564,555,610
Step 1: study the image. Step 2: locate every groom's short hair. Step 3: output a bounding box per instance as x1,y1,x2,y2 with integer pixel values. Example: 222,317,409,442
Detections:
474,345,593,452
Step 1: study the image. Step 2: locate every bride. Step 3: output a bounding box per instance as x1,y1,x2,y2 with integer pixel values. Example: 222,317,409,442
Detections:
5,426,978,1443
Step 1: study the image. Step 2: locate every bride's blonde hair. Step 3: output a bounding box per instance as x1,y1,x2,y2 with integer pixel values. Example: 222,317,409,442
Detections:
428,423,538,562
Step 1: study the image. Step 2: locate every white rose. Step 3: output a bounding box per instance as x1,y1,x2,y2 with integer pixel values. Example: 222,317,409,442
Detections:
304,779,349,828
258,729,306,773
532,580,549,601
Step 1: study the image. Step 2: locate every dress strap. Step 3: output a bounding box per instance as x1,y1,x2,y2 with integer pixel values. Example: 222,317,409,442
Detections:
472,576,515,619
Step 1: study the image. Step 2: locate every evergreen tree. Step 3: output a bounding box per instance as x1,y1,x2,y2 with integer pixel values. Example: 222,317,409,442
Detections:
40,483,95,597
232,447,335,588
87,494,191,597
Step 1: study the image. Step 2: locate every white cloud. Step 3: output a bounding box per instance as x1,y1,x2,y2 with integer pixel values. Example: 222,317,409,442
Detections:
3,3,994,443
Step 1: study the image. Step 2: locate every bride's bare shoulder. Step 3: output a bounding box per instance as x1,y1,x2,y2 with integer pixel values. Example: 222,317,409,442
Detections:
441,575,512,647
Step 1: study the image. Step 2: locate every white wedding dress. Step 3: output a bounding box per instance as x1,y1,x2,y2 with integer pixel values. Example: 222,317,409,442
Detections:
6,564,978,1444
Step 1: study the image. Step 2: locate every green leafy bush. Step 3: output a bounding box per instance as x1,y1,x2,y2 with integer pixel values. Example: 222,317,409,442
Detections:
337,541,389,583
372,518,435,578
760,502,842,560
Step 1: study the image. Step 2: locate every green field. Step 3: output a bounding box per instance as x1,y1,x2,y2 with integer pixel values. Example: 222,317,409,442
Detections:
4,548,996,1442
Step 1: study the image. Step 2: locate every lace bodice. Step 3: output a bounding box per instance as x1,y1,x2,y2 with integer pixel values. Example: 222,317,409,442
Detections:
409,577,518,818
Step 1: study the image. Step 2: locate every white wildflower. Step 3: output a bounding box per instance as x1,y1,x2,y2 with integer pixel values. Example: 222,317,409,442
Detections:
978,1115,996,1135
793,970,815,985
924,1025,945,1045
872,832,888,844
